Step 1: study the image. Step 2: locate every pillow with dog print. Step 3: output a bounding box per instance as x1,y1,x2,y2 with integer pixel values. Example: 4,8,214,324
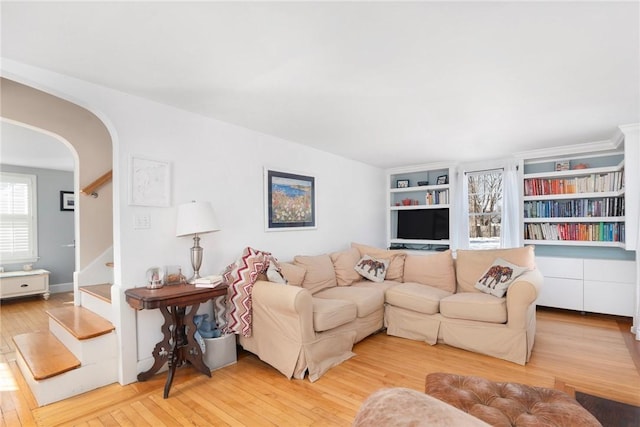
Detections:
474,258,529,298
354,255,389,283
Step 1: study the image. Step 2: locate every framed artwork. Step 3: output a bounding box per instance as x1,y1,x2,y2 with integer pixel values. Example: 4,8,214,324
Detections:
396,179,409,188
264,168,316,231
129,156,171,207
555,161,570,171
60,191,75,211
436,175,448,185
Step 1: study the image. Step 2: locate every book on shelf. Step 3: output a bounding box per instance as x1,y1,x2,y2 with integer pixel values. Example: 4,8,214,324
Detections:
194,275,224,288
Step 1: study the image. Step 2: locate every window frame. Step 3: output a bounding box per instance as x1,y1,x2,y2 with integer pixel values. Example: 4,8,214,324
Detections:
0,172,39,264
467,168,503,250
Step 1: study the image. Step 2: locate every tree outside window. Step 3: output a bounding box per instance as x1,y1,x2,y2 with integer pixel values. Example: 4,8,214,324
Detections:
468,170,503,249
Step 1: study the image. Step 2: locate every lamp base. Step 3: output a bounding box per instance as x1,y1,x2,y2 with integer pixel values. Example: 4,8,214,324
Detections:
189,235,204,284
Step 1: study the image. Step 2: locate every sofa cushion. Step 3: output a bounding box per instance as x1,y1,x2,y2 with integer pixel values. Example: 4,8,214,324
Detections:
294,254,337,294
352,280,400,293
279,262,306,287
403,250,456,293
474,258,529,298
456,247,535,293
440,292,507,323
314,286,385,318
385,283,452,315
354,255,390,282
312,297,358,332
351,242,406,281
330,247,363,286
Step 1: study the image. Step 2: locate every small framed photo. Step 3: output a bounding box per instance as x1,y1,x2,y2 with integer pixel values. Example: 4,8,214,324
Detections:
555,161,570,171
436,175,448,185
60,191,75,211
396,179,410,188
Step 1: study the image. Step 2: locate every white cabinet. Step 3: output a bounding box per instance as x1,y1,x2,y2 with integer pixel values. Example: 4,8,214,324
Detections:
0,269,51,300
385,163,454,249
536,257,635,316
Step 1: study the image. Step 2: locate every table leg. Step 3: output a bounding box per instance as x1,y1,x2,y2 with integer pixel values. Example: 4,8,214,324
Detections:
182,303,212,377
163,306,183,398
137,305,173,382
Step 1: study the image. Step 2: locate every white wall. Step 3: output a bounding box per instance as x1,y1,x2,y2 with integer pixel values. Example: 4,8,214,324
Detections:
1,59,386,383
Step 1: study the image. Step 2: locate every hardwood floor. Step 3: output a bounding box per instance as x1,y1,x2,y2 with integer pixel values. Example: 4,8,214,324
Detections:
1,293,639,426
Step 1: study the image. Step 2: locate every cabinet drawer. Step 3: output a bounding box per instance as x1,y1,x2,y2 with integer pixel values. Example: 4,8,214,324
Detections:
584,280,635,316
0,275,47,297
536,277,583,311
583,259,636,283
536,257,583,279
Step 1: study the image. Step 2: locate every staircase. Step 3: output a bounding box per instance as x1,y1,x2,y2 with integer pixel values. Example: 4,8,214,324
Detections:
12,284,118,406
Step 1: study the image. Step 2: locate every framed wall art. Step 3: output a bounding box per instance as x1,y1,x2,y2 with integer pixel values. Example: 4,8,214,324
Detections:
60,191,75,211
129,156,171,207
264,168,316,231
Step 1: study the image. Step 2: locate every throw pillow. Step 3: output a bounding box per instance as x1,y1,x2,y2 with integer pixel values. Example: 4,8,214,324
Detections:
456,246,535,293
330,247,362,286
279,262,306,287
474,258,529,298
354,255,390,283
266,259,288,284
351,242,406,281
293,254,337,294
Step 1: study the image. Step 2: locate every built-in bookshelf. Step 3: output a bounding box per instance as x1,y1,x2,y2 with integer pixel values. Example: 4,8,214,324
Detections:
522,157,625,247
386,164,454,249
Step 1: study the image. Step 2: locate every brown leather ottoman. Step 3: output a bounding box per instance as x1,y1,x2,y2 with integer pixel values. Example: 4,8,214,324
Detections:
425,373,602,427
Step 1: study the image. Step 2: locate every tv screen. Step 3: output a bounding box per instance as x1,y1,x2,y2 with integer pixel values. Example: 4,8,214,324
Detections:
397,209,449,240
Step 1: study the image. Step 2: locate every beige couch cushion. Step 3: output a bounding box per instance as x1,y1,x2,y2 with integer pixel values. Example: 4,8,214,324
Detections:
385,283,452,315
314,286,384,318
440,293,507,323
352,280,400,293
312,297,358,332
279,262,306,287
456,246,536,293
294,254,337,294
351,242,406,281
403,250,456,293
330,247,362,286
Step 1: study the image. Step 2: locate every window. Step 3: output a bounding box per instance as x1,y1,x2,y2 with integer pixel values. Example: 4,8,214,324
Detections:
0,172,38,263
467,169,503,249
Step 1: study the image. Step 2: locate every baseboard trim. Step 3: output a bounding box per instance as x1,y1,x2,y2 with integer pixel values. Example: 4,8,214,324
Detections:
50,282,73,294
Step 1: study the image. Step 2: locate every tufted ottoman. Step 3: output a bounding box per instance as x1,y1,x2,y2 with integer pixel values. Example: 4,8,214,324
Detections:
425,373,602,427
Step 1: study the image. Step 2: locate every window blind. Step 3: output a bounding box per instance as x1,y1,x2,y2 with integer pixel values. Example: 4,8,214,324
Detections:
0,172,37,263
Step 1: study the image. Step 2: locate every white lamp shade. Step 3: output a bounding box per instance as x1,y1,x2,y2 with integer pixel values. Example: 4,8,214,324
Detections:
176,201,220,237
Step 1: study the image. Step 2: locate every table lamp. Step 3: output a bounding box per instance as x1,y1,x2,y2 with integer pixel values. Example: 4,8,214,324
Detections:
176,201,220,283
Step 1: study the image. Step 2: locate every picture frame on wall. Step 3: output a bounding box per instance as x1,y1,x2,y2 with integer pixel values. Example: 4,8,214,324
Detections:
264,168,316,231
129,156,171,207
60,191,75,211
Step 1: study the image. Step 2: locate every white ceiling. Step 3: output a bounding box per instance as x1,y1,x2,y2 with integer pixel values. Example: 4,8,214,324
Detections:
1,1,638,169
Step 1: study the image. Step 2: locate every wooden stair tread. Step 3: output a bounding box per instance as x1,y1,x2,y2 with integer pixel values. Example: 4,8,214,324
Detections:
79,283,112,303
47,306,115,340
13,332,81,380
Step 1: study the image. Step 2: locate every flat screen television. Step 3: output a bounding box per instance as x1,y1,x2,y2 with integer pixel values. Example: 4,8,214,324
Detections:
397,209,449,240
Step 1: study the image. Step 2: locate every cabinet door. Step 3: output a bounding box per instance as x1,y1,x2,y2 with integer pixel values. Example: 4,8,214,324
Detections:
536,257,583,280
584,280,635,316
583,259,636,283
537,277,583,311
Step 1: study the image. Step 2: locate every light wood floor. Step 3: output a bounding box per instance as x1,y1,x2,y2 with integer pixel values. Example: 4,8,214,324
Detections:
1,292,639,426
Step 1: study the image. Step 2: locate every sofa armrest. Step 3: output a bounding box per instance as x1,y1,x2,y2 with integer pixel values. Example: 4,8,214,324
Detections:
506,269,543,329
250,280,315,341
238,280,317,379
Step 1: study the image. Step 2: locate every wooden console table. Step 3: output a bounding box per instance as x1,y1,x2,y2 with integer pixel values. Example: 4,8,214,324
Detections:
124,284,227,398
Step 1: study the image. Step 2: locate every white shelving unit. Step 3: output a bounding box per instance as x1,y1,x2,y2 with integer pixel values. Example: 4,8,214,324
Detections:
522,159,625,247
386,163,454,249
